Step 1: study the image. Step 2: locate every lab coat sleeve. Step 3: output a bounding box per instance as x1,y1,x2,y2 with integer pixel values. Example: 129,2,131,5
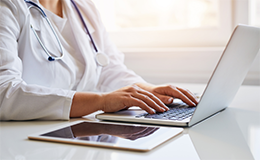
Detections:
83,1,146,92
0,0,75,120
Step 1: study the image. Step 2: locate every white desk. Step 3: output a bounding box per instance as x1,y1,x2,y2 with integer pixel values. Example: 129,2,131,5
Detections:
0,84,259,160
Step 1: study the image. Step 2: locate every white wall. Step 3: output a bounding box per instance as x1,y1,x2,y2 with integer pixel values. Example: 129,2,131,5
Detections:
122,47,260,85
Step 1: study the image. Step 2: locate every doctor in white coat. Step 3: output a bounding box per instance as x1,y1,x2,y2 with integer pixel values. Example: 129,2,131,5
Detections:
0,0,198,120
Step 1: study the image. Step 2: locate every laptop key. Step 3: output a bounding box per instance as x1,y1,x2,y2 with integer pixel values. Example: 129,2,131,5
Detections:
135,106,196,121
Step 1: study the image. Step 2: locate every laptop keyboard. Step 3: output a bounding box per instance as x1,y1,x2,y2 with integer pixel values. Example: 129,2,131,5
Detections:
135,102,196,121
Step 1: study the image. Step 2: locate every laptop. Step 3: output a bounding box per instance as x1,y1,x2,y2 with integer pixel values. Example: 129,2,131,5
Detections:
96,24,260,127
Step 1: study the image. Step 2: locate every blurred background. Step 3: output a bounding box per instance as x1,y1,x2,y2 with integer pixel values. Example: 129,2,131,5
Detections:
92,0,260,85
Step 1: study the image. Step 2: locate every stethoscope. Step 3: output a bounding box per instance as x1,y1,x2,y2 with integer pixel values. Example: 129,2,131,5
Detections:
24,0,109,67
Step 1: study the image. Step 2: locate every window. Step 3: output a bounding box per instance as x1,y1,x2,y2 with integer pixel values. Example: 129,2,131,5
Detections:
249,0,260,26
91,0,259,85
92,0,233,48
95,0,219,31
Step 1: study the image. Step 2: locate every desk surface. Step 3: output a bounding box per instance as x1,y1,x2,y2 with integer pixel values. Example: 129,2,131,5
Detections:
0,84,259,160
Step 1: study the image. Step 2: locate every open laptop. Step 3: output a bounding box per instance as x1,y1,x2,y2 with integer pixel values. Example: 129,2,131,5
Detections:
96,24,260,127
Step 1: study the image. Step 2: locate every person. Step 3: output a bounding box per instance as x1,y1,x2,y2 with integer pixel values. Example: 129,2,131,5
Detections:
0,0,198,120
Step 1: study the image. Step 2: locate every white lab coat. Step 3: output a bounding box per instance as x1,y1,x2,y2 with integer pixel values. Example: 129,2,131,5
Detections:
0,0,145,120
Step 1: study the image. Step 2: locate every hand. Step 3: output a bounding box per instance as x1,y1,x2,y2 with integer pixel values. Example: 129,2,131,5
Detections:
100,85,169,114
70,83,198,118
135,83,199,106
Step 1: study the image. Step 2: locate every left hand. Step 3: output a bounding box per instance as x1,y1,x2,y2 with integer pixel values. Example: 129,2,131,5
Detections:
135,83,199,106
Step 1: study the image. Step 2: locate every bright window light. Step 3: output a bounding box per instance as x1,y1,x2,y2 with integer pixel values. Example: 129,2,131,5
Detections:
91,0,232,48
249,0,260,26
92,0,219,31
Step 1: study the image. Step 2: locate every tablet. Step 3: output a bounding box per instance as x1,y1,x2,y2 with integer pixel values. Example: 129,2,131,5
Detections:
28,121,183,151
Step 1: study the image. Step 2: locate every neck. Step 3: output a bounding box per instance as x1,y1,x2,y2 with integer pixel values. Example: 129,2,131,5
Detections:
39,0,63,17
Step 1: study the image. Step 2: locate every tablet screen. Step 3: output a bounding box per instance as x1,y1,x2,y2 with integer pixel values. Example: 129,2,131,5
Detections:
41,121,159,143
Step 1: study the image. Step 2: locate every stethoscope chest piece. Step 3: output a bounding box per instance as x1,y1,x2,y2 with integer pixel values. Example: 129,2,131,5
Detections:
95,52,110,67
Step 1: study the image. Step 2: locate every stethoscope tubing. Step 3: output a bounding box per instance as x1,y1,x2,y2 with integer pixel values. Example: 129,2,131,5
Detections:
70,0,99,53
25,0,99,61
25,0,64,61
24,0,46,17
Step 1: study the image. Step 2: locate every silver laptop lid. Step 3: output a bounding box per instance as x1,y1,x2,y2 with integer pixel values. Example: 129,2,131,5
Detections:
189,24,260,126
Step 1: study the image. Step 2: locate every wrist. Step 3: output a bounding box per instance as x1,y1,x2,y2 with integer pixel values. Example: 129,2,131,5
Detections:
98,93,107,111
70,92,104,118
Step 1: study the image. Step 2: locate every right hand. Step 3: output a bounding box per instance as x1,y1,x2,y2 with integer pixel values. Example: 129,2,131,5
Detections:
100,85,169,114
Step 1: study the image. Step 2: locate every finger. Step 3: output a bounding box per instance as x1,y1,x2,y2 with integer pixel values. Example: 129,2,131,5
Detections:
136,89,169,111
175,92,195,106
153,93,174,104
177,87,199,105
124,97,155,114
133,92,166,112
165,87,196,106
